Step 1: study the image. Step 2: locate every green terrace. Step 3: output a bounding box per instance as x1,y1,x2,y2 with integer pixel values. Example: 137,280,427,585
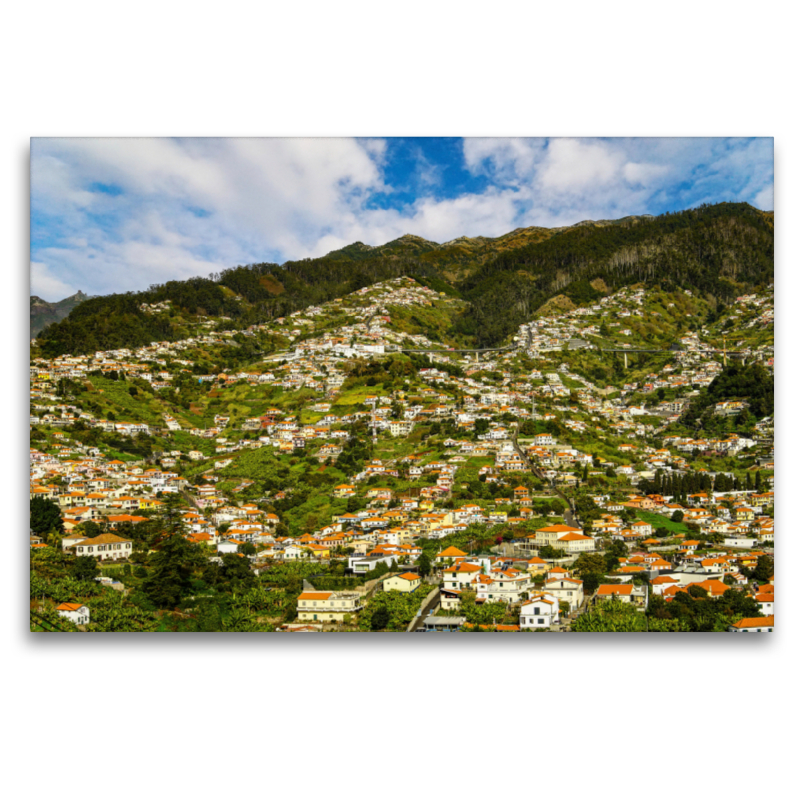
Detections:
635,509,692,536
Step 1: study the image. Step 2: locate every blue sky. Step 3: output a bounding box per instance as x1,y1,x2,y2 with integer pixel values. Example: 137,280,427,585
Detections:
30,137,774,300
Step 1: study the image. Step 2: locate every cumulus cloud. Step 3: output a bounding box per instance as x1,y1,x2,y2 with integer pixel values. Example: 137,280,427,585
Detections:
30,136,773,300
463,137,548,182
621,161,671,187
538,139,624,191
31,137,389,298
460,136,773,227
754,185,774,210
30,261,76,299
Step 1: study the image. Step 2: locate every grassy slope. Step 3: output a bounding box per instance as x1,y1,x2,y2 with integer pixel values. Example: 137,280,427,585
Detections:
637,510,692,536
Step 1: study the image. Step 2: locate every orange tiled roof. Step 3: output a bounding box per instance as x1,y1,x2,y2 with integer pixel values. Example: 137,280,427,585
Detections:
732,615,774,629
298,592,332,601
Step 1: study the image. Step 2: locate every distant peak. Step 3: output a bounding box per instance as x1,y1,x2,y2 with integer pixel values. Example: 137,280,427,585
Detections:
396,233,435,243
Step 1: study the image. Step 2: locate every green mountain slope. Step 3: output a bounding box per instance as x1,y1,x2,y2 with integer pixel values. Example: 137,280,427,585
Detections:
323,226,557,282
677,363,774,433
33,202,773,357
457,202,773,346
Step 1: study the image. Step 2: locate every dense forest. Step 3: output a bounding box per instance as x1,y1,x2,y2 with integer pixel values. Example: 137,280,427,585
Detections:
34,202,773,356
36,277,239,357
34,253,447,357
677,362,774,430
456,203,774,345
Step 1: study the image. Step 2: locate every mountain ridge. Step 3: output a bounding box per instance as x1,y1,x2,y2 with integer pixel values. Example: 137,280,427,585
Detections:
33,202,772,357
30,290,91,337
321,214,662,261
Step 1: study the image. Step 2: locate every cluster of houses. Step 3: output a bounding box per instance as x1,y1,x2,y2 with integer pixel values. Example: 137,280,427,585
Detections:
32,276,774,633
590,489,775,548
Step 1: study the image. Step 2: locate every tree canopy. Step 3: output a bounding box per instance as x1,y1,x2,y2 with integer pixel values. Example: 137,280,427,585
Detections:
30,496,64,536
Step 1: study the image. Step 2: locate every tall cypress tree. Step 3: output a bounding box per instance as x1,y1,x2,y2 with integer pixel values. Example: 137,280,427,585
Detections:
141,493,204,609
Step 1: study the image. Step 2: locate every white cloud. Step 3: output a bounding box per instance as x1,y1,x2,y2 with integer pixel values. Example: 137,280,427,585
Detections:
31,137,389,294
538,139,623,191
622,161,671,187
30,136,774,297
30,261,76,300
461,136,773,227
304,187,525,256
753,185,774,210
406,189,524,241
463,137,547,182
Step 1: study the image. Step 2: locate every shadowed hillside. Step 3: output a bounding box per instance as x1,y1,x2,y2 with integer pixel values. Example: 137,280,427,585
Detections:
30,291,90,337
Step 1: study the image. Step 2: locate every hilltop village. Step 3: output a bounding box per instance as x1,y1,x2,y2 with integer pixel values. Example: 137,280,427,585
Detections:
30,277,775,632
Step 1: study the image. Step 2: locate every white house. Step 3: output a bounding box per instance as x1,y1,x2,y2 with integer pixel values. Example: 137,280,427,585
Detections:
217,539,245,555
594,584,647,606
296,590,365,622
543,577,584,612
520,593,560,629
753,593,774,616
727,615,774,633
389,421,415,437
554,531,596,554
56,602,90,626
474,568,531,604
383,573,422,593
71,533,133,561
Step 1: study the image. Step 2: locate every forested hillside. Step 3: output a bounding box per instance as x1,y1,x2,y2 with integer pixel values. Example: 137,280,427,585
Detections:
34,202,773,357
456,203,774,345
34,256,448,357
677,363,774,432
